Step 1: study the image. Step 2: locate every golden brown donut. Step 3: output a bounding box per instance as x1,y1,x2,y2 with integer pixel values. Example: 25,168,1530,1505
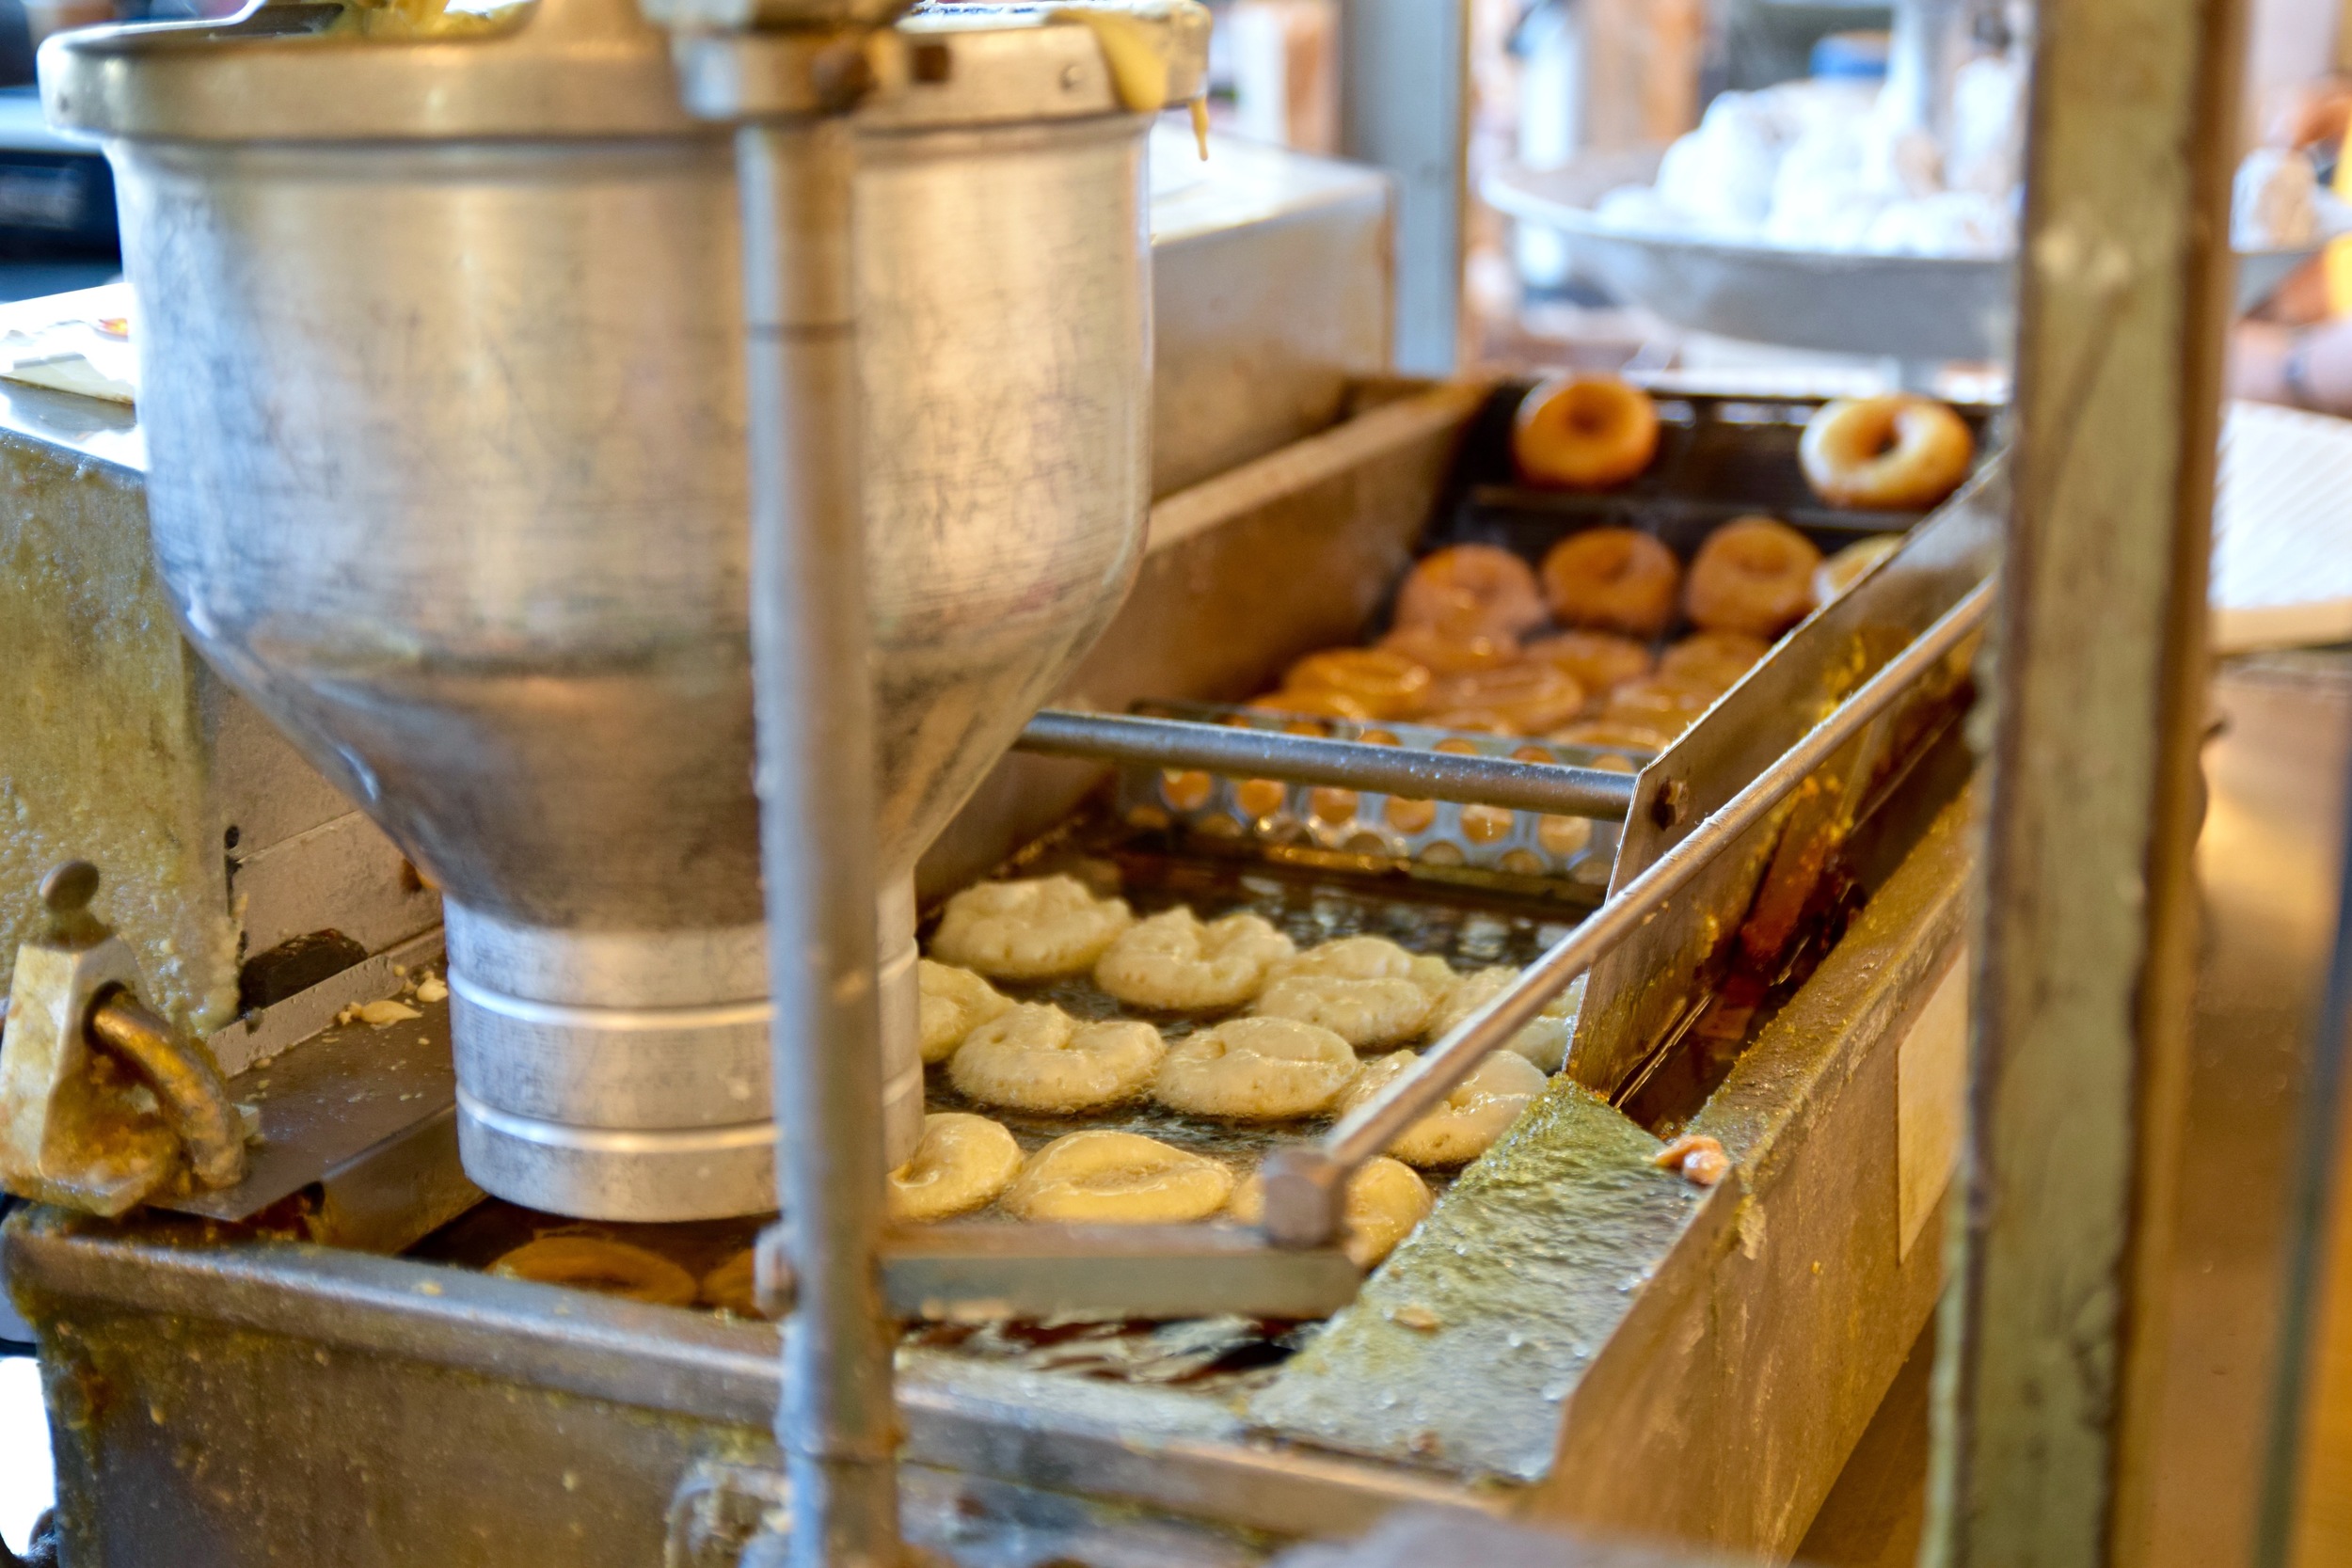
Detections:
699,1249,763,1317
1659,629,1772,690
1513,374,1661,490
1282,647,1435,720
1521,629,1654,695
1378,621,1520,675
1813,533,1903,603
1799,395,1974,510
491,1235,699,1307
1683,516,1821,638
1425,663,1587,736
1249,689,1376,721
1599,673,1724,737
1393,545,1548,638
1549,717,1675,752
1540,528,1683,638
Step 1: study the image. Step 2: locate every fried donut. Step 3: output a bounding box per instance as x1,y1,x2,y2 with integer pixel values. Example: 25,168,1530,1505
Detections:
888,1112,1024,1223
1513,373,1661,489
918,959,1016,1064
1659,629,1771,691
1600,673,1724,737
1800,395,1974,511
1282,647,1436,720
947,1003,1165,1113
1425,663,1588,736
1684,516,1821,638
1249,688,1378,721
1269,934,1413,985
929,875,1134,980
491,1235,699,1307
1378,621,1519,676
1254,974,1433,1051
1424,968,1585,1073
1393,545,1548,639
1094,908,1295,1013
698,1249,762,1318
1152,1015,1359,1120
1005,1131,1235,1224
1230,1154,1433,1269
1337,1050,1548,1167
1549,717,1675,752
1522,629,1653,695
1814,533,1903,604
1540,529,1683,638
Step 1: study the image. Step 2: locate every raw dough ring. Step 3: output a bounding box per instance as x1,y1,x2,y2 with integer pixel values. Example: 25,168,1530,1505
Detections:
888,1112,1024,1223
948,1003,1165,1114
1424,967,1584,1073
1800,395,1974,511
1540,528,1683,638
1254,974,1433,1051
1230,1154,1433,1269
1684,516,1822,638
1393,544,1549,639
1094,907,1296,1013
929,875,1135,981
1513,374,1661,489
491,1235,699,1307
1152,1016,1359,1120
1004,1131,1236,1224
918,958,1016,1064
1336,1049,1548,1167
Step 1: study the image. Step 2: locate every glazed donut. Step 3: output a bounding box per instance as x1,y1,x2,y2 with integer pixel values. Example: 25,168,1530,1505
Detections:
1282,647,1435,721
918,958,1016,1064
930,875,1134,981
888,1112,1024,1223
1549,717,1674,752
1684,516,1821,638
1521,629,1653,695
1229,1154,1433,1269
1152,1015,1359,1121
1378,621,1519,676
948,1003,1165,1114
1540,529,1683,638
1599,673,1724,738
1004,1131,1235,1225
1659,629,1772,692
1800,396,1974,511
491,1235,699,1307
698,1249,762,1318
1513,374,1661,490
1813,534,1903,604
1424,663,1587,736
1336,1050,1548,1167
1094,907,1295,1013
1393,545,1548,639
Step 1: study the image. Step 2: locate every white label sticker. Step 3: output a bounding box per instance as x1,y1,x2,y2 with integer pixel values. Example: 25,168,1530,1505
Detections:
1898,950,1970,1260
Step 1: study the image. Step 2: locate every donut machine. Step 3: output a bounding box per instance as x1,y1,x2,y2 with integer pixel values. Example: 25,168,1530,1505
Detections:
0,6,2001,1568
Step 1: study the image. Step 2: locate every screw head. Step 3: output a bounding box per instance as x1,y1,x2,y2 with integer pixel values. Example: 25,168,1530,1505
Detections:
40,860,99,915
1649,779,1692,831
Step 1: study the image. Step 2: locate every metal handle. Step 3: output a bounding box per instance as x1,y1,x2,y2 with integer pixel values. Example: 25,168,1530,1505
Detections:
86,990,248,1191
1262,578,1997,1244
1015,708,1642,820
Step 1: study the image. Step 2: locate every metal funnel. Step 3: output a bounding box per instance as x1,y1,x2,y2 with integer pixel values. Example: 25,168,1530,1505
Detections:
43,0,1189,1217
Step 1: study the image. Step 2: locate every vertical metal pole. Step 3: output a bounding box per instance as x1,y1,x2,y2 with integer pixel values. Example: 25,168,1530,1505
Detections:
1337,0,1466,374
1926,0,2247,1562
738,116,901,1568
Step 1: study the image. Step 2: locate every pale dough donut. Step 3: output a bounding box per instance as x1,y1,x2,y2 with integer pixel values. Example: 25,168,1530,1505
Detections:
947,1003,1165,1114
1513,374,1661,490
1094,908,1296,1013
929,875,1135,981
1254,974,1434,1051
1425,663,1587,736
1813,533,1903,604
1152,1015,1359,1120
1004,1130,1235,1224
491,1235,699,1307
1684,516,1822,638
1282,646,1436,721
1337,1049,1548,1167
918,958,1016,1064
698,1249,761,1317
1540,528,1683,638
887,1112,1024,1223
1800,395,1975,511
1229,1154,1434,1269
1393,544,1549,639
1267,934,1416,985
1522,629,1654,695
1659,629,1772,691
1423,967,1585,1073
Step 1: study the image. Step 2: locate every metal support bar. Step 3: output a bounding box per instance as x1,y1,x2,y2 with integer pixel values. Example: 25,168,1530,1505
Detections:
1015,708,1640,820
738,115,901,1568
1262,579,1995,1245
878,1225,1361,1323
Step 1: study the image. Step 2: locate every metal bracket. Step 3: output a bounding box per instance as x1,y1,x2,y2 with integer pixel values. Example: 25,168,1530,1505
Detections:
665,1459,790,1568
